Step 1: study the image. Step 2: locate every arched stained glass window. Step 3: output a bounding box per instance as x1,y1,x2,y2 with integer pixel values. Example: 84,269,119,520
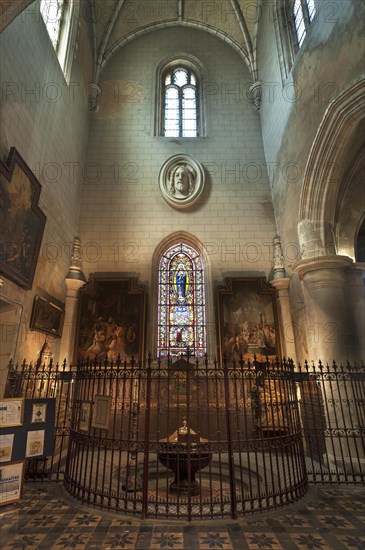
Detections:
158,243,206,357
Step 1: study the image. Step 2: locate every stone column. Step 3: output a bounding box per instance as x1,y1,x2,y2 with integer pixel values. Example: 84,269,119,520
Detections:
270,278,297,363
345,262,365,361
291,255,363,472
58,237,86,366
291,255,353,364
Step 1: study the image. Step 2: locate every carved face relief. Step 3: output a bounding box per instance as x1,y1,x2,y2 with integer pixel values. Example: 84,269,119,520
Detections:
159,155,205,209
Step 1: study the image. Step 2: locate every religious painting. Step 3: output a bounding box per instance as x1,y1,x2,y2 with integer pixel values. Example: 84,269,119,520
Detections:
217,278,281,364
75,276,146,362
0,147,46,289
29,295,65,337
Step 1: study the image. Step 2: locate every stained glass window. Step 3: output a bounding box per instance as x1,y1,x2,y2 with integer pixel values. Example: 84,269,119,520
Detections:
158,243,206,357
163,67,198,137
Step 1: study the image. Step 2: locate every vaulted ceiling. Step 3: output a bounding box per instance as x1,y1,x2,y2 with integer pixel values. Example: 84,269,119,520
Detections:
1,0,262,82
88,0,261,82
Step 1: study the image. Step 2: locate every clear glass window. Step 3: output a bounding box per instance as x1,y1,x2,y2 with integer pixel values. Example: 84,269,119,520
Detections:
163,67,198,137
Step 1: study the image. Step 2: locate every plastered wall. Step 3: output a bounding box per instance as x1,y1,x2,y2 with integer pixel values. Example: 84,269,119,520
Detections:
77,27,278,353
0,3,93,366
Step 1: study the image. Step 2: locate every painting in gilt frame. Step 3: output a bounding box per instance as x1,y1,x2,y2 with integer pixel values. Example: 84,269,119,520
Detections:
217,277,281,364
30,295,65,337
0,147,46,289
75,276,146,363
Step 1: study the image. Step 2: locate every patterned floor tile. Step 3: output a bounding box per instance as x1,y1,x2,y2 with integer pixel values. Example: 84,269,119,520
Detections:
293,533,332,549
103,529,139,549
273,514,313,528
336,534,365,549
0,483,364,550
26,512,63,527
68,512,101,527
150,531,184,549
2,533,47,549
51,530,94,549
199,531,233,549
316,514,354,529
244,533,282,549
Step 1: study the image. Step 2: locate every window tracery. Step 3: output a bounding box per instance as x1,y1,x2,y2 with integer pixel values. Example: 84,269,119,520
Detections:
157,243,206,357
274,0,317,81
40,0,79,83
156,56,205,137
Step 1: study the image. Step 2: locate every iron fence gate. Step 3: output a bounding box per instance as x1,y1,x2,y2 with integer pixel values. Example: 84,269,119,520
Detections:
297,361,365,484
4,356,365,519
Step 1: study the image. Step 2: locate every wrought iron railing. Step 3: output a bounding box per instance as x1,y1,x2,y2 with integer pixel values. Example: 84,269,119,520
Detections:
4,356,364,519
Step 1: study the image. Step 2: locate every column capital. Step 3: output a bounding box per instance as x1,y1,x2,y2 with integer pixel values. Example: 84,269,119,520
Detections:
291,255,353,280
64,278,86,293
270,277,290,291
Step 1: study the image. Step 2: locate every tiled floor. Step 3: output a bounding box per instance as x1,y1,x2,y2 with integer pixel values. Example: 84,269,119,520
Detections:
0,483,364,549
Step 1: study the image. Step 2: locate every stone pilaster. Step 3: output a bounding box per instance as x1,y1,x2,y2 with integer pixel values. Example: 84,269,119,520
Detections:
58,237,86,366
270,278,297,362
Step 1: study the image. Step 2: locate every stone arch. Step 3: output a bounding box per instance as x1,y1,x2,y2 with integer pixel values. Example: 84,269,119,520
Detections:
99,21,251,80
298,79,365,258
149,231,215,358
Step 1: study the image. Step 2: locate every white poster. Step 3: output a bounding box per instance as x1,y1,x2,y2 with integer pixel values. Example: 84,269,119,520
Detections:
0,434,14,463
0,461,24,505
25,430,45,458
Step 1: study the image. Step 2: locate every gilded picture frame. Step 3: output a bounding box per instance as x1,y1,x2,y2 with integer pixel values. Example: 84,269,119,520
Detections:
0,398,24,427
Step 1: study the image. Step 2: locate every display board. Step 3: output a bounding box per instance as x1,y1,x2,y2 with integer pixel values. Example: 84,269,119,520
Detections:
0,398,56,462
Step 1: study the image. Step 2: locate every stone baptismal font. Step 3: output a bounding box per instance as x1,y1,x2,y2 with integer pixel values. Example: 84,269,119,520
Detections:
158,419,212,496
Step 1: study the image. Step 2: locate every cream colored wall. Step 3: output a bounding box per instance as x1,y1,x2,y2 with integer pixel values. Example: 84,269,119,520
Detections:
257,0,365,362
0,3,93,368
78,27,278,356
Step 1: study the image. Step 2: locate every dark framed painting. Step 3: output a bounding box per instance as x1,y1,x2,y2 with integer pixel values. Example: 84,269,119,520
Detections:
75,275,146,362
30,295,65,337
217,277,281,364
0,147,46,289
